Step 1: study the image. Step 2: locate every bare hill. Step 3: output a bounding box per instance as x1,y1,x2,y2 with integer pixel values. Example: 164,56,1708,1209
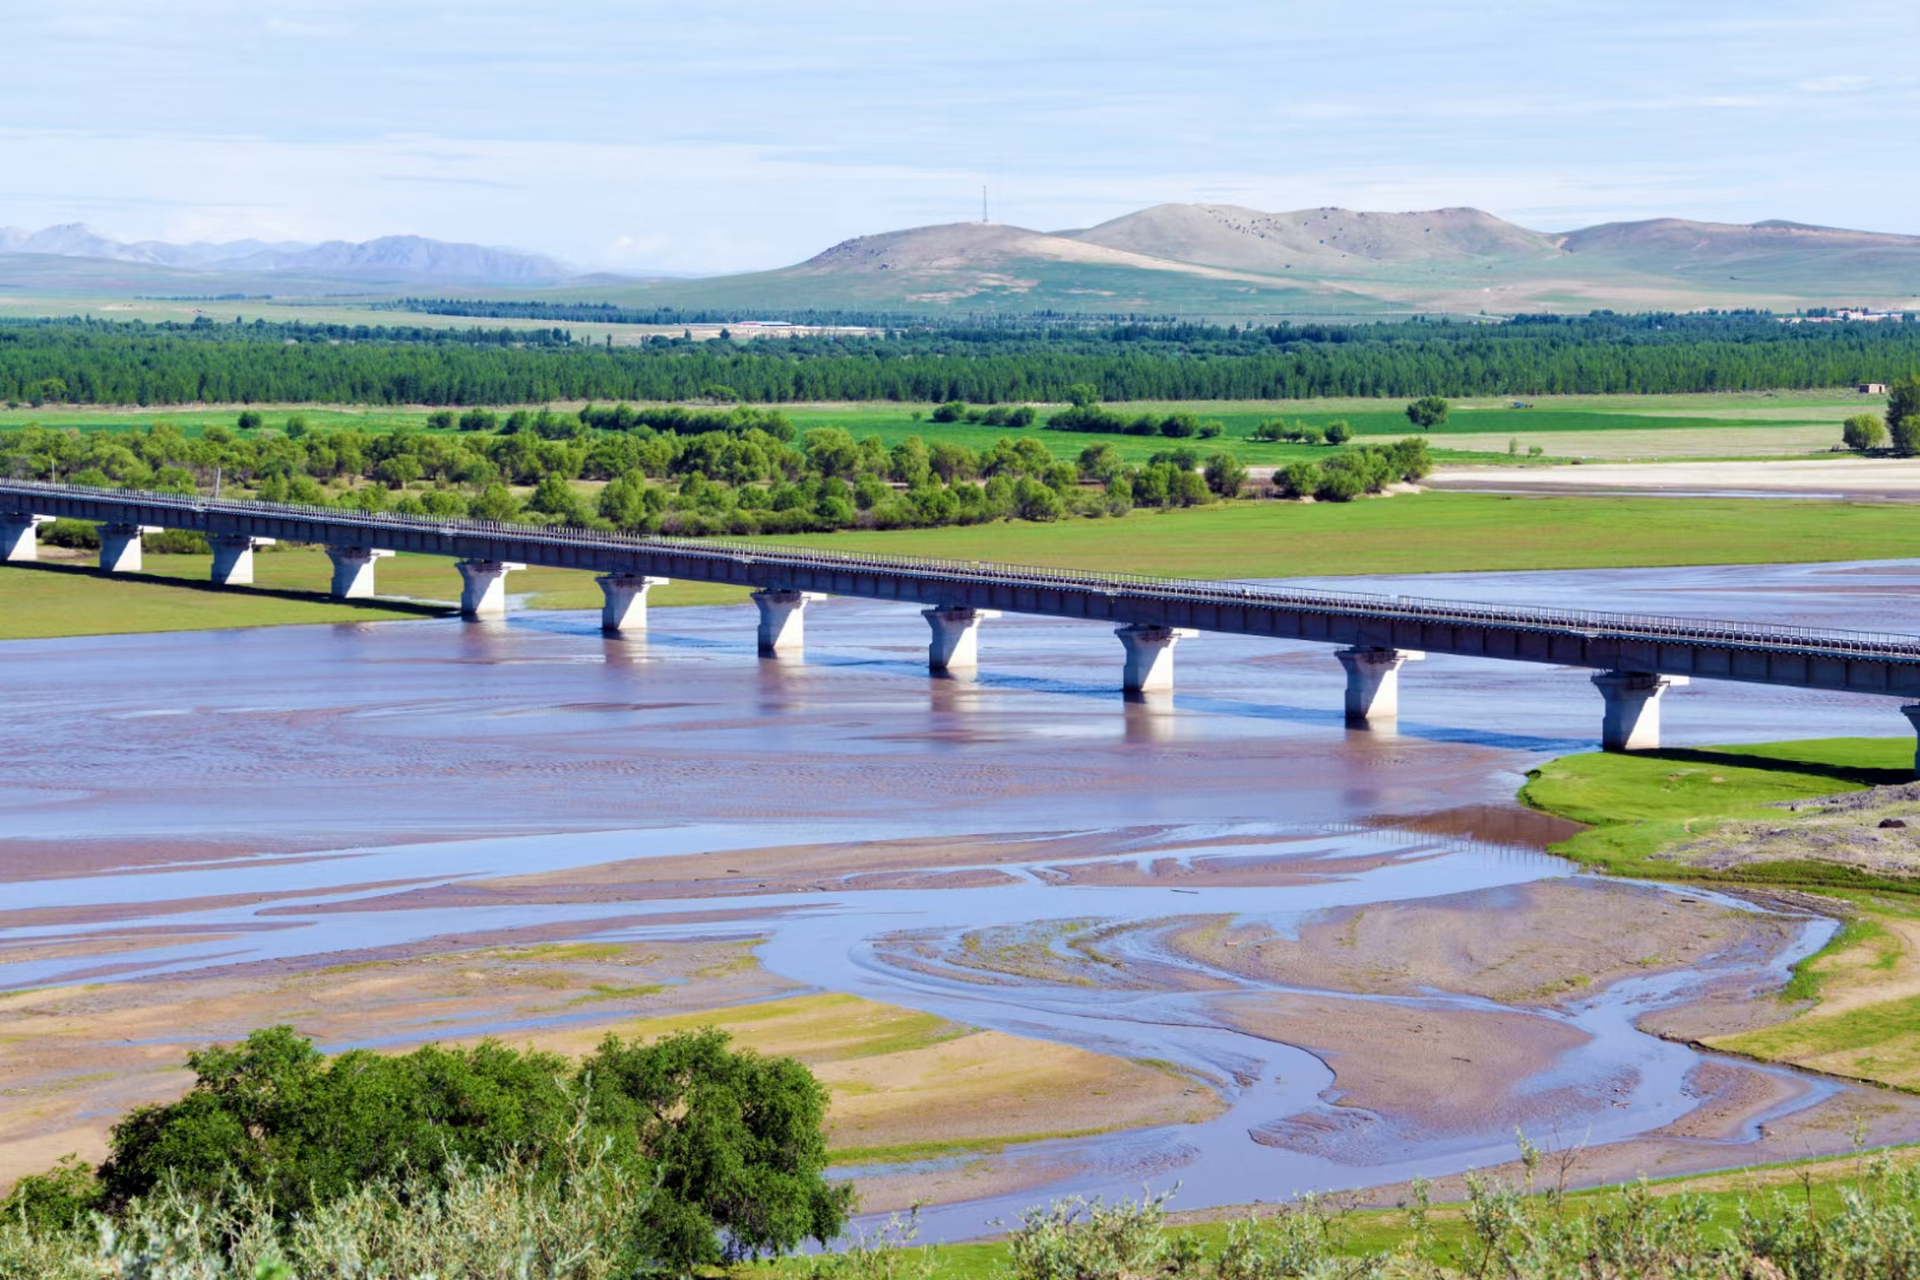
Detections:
1068,204,1561,273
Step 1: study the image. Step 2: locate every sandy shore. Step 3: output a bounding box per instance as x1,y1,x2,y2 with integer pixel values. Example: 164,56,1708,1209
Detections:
1431,457,1920,498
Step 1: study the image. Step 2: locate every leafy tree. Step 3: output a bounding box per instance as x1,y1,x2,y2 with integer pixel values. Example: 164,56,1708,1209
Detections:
1012,477,1065,521
528,472,590,524
1202,452,1248,497
58,1024,848,1272
802,427,862,477
236,410,263,430
1322,419,1353,445
1064,383,1100,408
930,400,967,423
1887,376,1920,454
1405,395,1449,429
1248,418,1287,442
425,410,455,430
1843,412,1889,452
1077,442,1125,482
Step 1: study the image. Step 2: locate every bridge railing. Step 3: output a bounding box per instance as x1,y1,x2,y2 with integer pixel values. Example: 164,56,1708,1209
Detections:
7,478,1920,661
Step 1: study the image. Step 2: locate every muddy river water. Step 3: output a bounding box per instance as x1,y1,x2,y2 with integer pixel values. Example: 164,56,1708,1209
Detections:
7,559,1920,1237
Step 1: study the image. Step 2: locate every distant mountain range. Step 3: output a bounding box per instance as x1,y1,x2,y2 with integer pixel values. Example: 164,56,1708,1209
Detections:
0,224,572,288
557,204,1920,317
8,205,1920,314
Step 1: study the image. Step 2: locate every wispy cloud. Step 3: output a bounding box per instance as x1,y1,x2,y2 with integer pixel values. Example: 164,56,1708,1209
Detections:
3,1,1918,271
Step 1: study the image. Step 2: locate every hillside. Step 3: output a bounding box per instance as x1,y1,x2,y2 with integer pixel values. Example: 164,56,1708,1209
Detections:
552,204,1920,318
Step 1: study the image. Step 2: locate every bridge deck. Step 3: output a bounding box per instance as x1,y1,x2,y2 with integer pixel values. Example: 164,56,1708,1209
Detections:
5,480,1919,698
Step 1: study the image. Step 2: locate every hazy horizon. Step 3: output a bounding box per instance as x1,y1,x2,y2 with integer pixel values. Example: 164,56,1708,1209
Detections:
8,1,1918,275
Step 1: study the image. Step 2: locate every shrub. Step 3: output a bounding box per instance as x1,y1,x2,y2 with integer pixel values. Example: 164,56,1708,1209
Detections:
930,400,966,423
1047,404,1129,433
1314,468,1366,502
1159,413,1200,439
1844,412,1889,452
1322,419,1353,445
426,410,455,430
1274,461,1321,499
39,518,98,549
142,529,209,554
1202,452,1248,497
235,410,263,430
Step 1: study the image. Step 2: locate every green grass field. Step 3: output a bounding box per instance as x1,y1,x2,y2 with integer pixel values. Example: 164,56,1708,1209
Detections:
1521,737,1920,1094
9,492,1920,639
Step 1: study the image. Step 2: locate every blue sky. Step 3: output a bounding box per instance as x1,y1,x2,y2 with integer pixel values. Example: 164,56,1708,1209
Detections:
4,0,1916,273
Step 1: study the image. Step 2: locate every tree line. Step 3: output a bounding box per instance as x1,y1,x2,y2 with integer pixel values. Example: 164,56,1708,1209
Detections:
3,313,1920,408
4,409,1435,539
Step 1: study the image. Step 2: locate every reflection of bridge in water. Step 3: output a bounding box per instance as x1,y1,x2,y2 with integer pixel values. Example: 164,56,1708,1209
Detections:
7,479,1920,761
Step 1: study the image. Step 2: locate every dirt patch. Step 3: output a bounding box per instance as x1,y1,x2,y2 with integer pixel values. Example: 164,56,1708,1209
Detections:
1167,879,1802,1008
1222,994,1594,1158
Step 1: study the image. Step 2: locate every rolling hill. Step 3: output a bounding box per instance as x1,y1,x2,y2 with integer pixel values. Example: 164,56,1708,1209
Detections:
553,204,1920,318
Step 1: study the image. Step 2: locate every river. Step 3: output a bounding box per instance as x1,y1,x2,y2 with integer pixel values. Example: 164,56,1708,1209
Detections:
4,558,1919,1236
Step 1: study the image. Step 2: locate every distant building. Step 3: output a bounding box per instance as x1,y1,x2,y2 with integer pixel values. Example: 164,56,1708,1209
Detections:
1861,382,1889,395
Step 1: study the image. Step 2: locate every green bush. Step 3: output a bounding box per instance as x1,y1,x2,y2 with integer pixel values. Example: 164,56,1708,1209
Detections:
1844,412,1889,452
10,1025,850,1273
1274,461,1321,499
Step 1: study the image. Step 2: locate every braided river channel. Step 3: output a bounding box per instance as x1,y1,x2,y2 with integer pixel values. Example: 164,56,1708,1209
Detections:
9,559,1920,1239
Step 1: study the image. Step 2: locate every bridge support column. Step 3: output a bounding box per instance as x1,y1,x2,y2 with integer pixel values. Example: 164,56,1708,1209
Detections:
327,546,394,599
1592,670,1689,752
1,513,52,562
1336,647,1425,725
99,524,161,574
209,534,275,586
753,589,827,656
923,606,999,674
598,574,670,634
457,559,525,619
1117,624,1197,694
1902,706,1920,778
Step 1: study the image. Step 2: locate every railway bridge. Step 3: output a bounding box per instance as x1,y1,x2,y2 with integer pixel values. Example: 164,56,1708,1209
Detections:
6,479,1920,760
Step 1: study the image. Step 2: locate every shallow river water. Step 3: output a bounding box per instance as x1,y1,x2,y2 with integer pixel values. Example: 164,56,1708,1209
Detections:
5,558,1920,1236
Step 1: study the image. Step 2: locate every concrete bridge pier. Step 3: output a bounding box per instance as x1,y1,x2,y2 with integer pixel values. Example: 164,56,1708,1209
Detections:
327,546,394,598
209,535,276,586
99,524,162,574
457,559,525,619
598,574,670,634
1593,670,1689,751
1,513,53,562
1901,707,1920,777
1117,624,1197,694
1336,646,1425,725
924,606,1000,674
753,589,827,656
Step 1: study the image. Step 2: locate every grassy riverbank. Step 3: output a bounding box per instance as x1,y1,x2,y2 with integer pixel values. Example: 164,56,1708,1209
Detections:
1522,738,1920,1091
9,492,1920,639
